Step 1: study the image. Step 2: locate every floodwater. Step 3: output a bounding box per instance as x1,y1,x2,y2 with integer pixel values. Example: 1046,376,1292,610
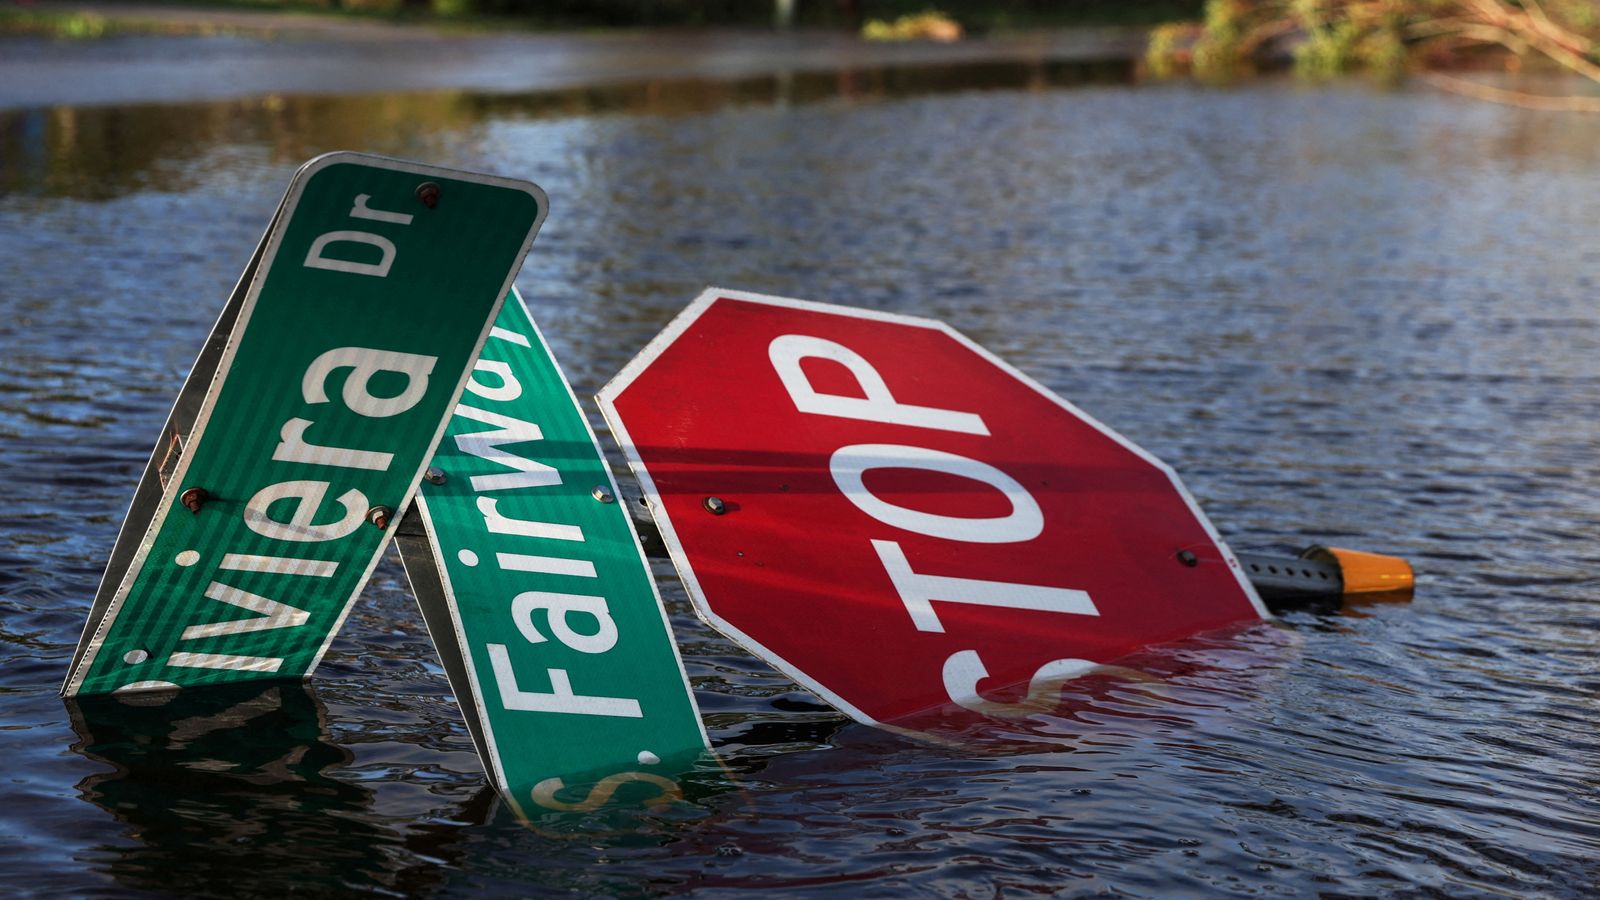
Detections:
3,54,1600,896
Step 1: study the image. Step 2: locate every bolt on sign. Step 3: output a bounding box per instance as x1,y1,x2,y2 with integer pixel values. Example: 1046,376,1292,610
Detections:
395,289,709,820
63,153,546,698
597,289,1268,734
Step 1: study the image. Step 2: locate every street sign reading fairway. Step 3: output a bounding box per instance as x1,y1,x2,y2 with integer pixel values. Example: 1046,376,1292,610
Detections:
64,153,546,697
395,290,708,819
598,289,1267,732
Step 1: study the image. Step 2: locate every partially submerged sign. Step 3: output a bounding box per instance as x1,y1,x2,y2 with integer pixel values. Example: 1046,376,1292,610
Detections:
65,153,546,697
598,289,1268,731
396,290,708,819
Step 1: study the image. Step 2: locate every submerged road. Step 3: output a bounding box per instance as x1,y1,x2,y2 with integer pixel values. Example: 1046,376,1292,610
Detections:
0,3,1145,110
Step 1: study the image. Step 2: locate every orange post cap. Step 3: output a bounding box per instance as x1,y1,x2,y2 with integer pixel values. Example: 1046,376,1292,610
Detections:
1300,545,1415,596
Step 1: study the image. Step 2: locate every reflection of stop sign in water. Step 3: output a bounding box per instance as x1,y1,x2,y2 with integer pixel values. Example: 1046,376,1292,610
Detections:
599,290,1266,727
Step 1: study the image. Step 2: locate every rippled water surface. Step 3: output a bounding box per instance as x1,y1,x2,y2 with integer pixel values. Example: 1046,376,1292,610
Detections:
3,64,1599,896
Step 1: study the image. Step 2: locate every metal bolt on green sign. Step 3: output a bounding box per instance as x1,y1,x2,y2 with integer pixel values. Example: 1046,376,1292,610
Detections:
64,153,546,698
396,289,709,819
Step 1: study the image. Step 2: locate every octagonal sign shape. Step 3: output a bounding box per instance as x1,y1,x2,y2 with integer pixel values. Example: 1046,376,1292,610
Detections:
598,289,1267,730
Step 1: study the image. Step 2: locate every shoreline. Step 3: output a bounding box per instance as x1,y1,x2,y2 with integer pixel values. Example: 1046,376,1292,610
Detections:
0,2,1148,111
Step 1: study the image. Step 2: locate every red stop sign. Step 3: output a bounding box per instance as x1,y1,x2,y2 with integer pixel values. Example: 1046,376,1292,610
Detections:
599,290,1265,729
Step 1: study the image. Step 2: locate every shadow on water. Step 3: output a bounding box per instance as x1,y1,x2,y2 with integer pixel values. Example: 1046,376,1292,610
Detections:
0,58,1132,201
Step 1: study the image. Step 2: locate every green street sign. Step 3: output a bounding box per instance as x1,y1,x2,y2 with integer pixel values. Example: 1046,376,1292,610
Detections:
395,290,709,819
65,153,547,698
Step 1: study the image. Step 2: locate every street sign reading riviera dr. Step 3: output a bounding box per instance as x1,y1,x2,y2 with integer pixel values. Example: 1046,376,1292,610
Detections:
396,290,708,819
64,153,546,697
598,289,1268,730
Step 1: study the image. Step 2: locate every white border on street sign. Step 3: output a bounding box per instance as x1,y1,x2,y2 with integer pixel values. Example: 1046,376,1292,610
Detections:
406,289,710,813
597,287,1269,728
64,152,547,697
63,195,290,688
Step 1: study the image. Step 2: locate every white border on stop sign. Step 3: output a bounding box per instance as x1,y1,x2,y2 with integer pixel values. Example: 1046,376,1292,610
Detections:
597,287,1269,728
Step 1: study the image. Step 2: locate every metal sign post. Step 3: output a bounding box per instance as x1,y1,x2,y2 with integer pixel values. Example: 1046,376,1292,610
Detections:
396,289,709,819
598,288,1269,732
65,153,546,697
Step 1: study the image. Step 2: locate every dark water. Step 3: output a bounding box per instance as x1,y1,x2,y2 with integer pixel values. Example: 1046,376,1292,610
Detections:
3,62,1600,895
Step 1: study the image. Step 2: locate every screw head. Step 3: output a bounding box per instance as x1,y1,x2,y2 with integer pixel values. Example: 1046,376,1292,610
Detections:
415,182,441,209
703,496,727,515
592,485,615,504
423,466,447,485
367,506,393,530
1176,549,1199,567
180,487,209,514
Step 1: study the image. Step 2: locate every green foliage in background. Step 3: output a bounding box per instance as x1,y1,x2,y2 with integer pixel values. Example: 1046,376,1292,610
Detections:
0,0,1215,36
0,9,112,39
0,1,1206,31
429,0,1204,28
862,10,963,40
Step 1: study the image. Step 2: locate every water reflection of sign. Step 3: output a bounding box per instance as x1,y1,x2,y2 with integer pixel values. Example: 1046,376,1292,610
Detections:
66,683,501,895
68,683,366,893
397,290,709,820
63,153,545,697
598,289,1268,731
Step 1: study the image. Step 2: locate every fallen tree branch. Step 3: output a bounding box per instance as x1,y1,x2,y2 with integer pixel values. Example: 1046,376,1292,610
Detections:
1418,70,1600,111
1523,0,1594,56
